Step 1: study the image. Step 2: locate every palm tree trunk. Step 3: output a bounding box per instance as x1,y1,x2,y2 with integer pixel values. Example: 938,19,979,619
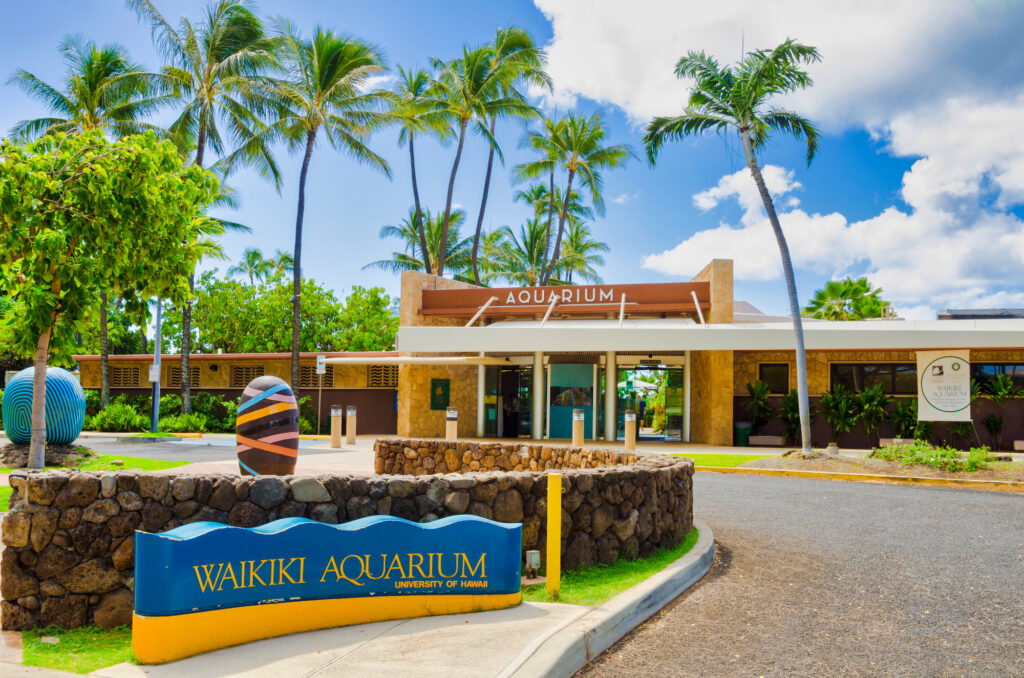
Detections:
542,167,555,274
28,327,52,469
437,117,469,277
180,275,194,414
542,168,575,285
471,115,497,285
99,292,110,409
291,128,317,394
742,129,812,453
409,135,431,274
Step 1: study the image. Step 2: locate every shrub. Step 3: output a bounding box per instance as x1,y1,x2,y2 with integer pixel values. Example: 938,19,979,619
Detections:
743,380,772,435
298,396,318,434
84,389,101,415
982,413,1004,450
780,389,808,444
855,384,892,448
158,413,208,433
871,439,992,473
86,401,148,432
190,392,240,433
0,389,4,429
819,384,859,444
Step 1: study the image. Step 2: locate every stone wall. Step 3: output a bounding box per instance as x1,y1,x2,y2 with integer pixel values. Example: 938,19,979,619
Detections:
2,442,692,632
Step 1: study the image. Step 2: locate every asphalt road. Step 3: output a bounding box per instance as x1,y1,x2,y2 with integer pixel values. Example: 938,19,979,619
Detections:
583,474,1024,677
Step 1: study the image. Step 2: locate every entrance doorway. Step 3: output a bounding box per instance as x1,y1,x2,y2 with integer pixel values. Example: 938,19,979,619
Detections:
614,366,685,441
483,366,533,438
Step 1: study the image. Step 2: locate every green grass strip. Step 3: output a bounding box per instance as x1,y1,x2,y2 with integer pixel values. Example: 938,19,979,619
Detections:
522,527,699,606
75,455,190,472
123,431,180,438
22,626,133,674
0,486,10,512
673,453,774,467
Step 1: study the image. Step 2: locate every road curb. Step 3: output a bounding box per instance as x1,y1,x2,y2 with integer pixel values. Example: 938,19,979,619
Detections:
695,466,1024,492
509,519,715,678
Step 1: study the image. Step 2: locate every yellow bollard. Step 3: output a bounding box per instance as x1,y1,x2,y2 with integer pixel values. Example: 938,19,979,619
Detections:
330,406,342,449
571,409,584,447
546,473,561,599
345,406,357,445
624,409,637,450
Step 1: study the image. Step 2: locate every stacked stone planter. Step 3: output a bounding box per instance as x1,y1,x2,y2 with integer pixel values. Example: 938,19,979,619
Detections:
1,440,692,631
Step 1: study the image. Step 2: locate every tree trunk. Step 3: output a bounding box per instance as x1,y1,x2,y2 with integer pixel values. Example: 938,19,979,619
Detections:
409,135,431,274
180,274,194,414
542,167,555,274
139,324,146,353
99,292,110,409
742,128,812,453
28,328,52,469
291,128,317,395
437,117,469,277
471,115,497,285
542,168,575,285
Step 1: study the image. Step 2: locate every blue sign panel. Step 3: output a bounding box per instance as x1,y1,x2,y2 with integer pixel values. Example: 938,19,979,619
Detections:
134,515,522,617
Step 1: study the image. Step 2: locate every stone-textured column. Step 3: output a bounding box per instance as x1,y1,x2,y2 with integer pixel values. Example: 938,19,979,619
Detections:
476,361,485,438
604,350,617,441
532,352,544,440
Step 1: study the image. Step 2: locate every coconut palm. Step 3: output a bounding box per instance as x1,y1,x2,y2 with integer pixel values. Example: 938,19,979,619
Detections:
130,0,282,412
517,112,632,285
259,25,392,392
516,117,565,272
390,66,452,274
364,208,472,279
558,221,608,284
468,27,549,285
643,39,821,453
428,45,536,277
268,249,295,278
227,247,272,285
489,219,558,287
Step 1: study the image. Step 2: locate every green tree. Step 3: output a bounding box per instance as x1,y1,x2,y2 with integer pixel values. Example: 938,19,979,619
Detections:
390,66,452,274
0,131,219,467
228,246,272,285
129,0,281,413
337,286,399,351
517,112,632,285
364,208,472,280
260,25,392,395
804,277,890,320
516,118,565,268
982,374,1020,450
644,39,821,454
429,44,535,277
557,220,608,284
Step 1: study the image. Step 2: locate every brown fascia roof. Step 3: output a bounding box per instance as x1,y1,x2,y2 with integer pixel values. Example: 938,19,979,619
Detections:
73,351,399,362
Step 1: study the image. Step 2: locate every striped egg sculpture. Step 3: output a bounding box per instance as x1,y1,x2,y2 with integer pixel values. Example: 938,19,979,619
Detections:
235,376,299,476
2,367,86,445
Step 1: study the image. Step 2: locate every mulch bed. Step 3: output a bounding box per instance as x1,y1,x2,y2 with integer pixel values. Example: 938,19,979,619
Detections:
739,453,1024,482
0,443,94,469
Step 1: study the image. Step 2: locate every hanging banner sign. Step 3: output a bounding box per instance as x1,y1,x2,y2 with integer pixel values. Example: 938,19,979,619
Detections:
133,515,521,664
917,350,971,421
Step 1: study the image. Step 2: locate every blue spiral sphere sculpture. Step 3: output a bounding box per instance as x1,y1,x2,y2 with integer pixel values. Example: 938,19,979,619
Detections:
2,367,86,445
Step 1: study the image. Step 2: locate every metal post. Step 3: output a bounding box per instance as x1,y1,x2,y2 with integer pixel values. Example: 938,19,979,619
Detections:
546,473,561,599
150,299,162,433
604,351,616,441
317,374,323,436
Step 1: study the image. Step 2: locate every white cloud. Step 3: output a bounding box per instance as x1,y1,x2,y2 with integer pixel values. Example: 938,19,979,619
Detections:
358,74,394,93
611,191,640,205
643,96,1024,316
532,0,1024,129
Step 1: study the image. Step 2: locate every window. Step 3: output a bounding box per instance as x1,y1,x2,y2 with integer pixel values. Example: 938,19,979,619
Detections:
299,365,333,388
168,366,200,388
971,363,1024,389
758,364,789,394
367,364,398,388
110,366,140,388
230,365,265,388
830,363,916,395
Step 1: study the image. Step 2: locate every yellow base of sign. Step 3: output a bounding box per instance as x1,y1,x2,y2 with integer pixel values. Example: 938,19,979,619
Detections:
133,592,522,664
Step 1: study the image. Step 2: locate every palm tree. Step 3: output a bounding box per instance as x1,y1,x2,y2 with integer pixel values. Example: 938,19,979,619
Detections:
9,35,168,409
804,277,890,320
468,27,549,285
517,117,564,272
268,249,295,278
261,25,392,392
228,247,272,285
391,66,451,274
489,219,556,287
643,39,821,454
365,208,472,279
517,112,632,285
429,46,535,277
129,0,281,413
558,221,608,284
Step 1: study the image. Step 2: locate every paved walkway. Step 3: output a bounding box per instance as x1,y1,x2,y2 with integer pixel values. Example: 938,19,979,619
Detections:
583,473,1024,677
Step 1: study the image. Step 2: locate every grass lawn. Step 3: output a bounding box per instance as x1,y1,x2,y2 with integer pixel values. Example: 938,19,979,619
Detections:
0,486,10,512
22,626,133,674
0,454,189,475
123,431,180,438
673,453,775,467
522,527,699,606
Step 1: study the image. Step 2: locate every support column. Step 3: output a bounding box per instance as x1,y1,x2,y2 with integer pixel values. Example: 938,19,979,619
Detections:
532,352,545,440
591,364,599,441
604,350,616,441
683,352,691,443
476,359,485,438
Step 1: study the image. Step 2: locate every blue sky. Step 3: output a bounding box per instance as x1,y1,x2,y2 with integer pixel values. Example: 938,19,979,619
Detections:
2,1,1023,318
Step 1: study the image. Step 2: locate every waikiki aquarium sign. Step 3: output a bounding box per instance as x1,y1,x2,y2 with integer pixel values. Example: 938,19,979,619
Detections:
133,515,522,663
917,350,971,422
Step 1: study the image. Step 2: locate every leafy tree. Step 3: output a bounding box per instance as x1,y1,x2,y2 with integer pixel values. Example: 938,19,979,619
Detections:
337,286,399,351
228,246,272,285
804,277,890,320
261,24,392,394
0,131,219,467
364,208,472,280
644,39,821,454
517,112,632,285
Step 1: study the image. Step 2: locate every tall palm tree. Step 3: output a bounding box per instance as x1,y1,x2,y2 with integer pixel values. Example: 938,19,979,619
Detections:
517,112,632,285
130,0,281,413
489,219,556,287
558,221,608,284
268,249,295,278
9,35,168,409
261,24,392,392
429,46,535,277
516,117,564,272
391,66,451,274
364,208,472,279
643,39,821,454
227,247,272,285
468,27,549,285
